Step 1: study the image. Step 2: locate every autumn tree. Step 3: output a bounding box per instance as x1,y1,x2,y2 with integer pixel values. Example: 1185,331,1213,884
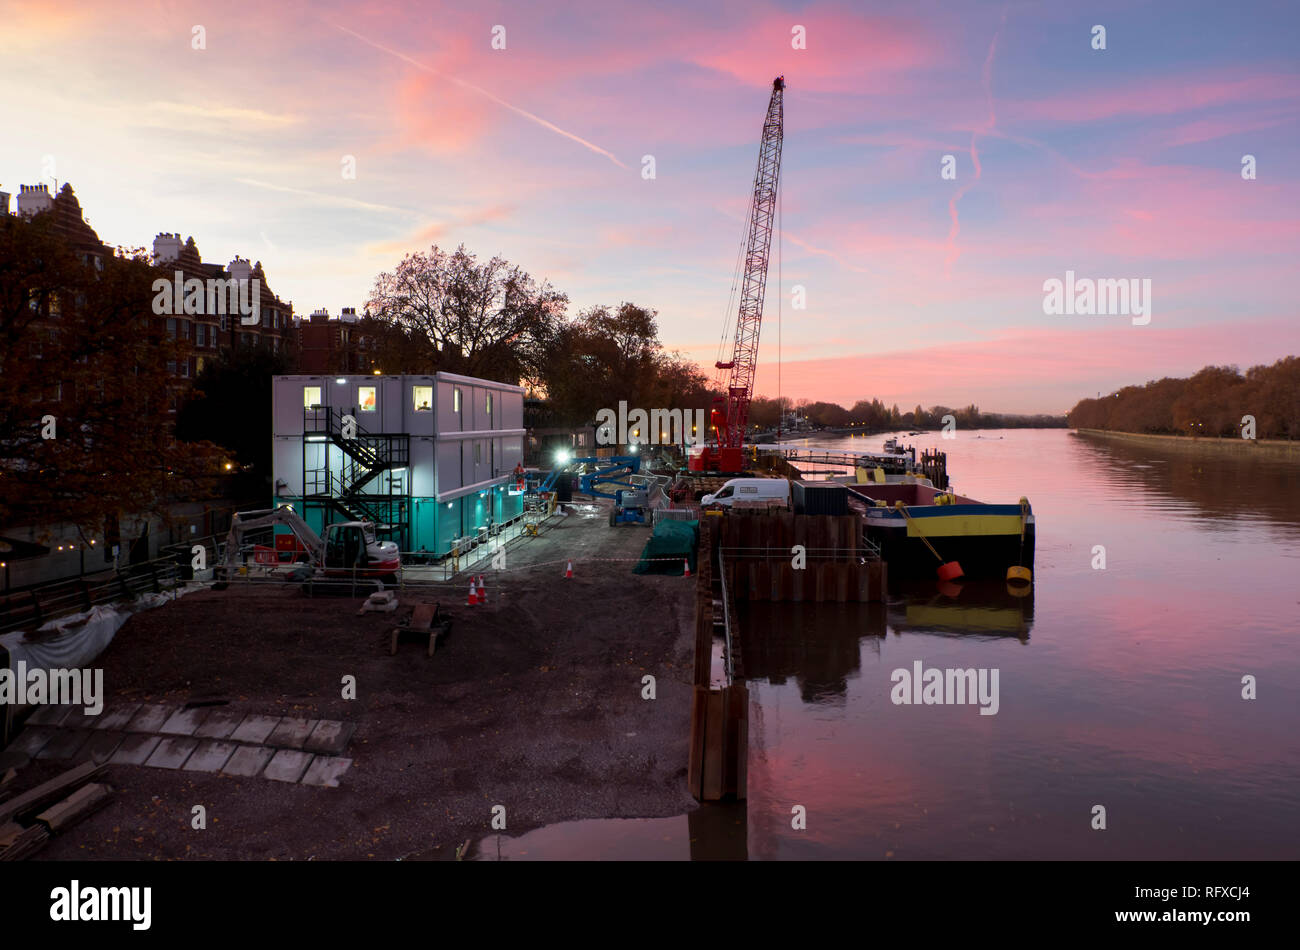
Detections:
0,210,223,539
367,244,566,384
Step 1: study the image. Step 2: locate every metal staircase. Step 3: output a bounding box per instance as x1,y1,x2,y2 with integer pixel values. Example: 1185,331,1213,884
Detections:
302,406,411,549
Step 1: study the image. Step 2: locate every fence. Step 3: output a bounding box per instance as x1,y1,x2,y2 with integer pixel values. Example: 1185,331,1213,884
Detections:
0,555,183,636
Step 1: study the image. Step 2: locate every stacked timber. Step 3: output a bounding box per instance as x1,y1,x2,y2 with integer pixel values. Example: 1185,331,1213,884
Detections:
0,761,112,861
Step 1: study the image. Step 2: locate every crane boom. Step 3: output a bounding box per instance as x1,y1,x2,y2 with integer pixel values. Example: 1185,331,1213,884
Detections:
692,76,785,473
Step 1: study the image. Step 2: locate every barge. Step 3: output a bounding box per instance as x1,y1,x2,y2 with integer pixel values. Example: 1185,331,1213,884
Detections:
848,478,1034,581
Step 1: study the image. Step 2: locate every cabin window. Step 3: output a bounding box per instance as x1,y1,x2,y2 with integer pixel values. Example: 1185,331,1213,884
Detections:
358,386,376,411
303,386,321,408
413,385,432,411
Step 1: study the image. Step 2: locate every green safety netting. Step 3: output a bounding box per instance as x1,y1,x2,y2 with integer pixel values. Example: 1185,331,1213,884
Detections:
632,519,699,575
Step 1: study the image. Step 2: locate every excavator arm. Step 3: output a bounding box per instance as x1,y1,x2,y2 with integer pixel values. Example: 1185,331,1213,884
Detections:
220,507,325,572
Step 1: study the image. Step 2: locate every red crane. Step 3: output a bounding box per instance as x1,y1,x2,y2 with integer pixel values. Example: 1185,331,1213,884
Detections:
690,76,785,474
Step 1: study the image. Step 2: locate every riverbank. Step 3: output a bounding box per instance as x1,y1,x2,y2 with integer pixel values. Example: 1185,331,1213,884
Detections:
1074,428,1300,461
7,504,698,860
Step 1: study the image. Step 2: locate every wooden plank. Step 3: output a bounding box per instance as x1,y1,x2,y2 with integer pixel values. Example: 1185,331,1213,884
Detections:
0,761,103,826
701,690,725,801
686,686,709,799
0,823,49,861
721,684,748,799
35,782,112,834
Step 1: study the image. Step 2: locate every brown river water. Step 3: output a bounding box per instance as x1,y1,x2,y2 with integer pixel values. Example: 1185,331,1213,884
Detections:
471,429,1299,860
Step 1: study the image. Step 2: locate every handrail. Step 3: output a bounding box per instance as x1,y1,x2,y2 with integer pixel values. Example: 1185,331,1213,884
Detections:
717,544,735,685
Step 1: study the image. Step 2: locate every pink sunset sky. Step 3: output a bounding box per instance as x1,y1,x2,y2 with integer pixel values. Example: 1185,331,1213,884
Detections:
2,0,1296,413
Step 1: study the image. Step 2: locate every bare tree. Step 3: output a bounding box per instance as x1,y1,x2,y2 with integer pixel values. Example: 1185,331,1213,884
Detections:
366,244,566,384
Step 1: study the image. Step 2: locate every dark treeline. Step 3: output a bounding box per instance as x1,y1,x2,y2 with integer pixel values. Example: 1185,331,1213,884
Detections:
1066,358,1300,439
747,396,1065,431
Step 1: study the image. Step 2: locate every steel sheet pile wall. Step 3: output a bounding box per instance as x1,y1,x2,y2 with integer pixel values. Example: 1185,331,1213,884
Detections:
687,517,747,801
720,511,886,603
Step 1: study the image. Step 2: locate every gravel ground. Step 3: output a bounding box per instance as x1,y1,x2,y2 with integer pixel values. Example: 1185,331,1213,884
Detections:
21,503,699,860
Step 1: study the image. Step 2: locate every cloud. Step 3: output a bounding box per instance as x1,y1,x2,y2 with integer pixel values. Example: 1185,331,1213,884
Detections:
365,205,513,256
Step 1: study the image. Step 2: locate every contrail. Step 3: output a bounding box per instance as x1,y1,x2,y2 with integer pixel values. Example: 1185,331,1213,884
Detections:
333,23,627,170
945,5,1008,277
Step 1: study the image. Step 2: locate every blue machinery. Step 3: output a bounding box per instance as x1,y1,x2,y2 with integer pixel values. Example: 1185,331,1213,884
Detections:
533,455,642,500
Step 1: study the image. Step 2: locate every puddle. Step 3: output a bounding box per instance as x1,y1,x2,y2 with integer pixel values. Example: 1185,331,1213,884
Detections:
446,803,748,861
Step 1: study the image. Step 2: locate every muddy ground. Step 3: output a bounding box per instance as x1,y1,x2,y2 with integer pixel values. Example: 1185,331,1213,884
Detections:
15,503,699,860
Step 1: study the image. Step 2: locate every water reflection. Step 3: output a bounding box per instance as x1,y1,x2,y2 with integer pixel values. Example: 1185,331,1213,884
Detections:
888,579,1034,642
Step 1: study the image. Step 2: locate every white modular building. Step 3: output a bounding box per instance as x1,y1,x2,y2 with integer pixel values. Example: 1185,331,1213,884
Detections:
271,373,526,555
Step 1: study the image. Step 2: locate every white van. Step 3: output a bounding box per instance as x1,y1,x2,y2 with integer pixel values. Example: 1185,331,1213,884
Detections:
701,478,791,508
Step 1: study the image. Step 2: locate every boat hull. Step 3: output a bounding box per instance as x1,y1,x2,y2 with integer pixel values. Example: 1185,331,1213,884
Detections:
853,487,1035,579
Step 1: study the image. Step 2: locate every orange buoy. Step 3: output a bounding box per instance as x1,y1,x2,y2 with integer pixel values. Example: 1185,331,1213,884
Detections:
936,560,965,581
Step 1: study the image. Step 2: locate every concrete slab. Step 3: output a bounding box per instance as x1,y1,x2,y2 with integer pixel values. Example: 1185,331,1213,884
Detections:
222,745,274,778
35,729,93,761
8,726,55,757
60,709,104,731
267,718,318,750
82,731,126,764
111,734,161,765
143,737,197,770
182,741,237,773
263,749,314,783
94,703,142,731
300,756,352,788
193,708,243,739
304,720,356,755
126,704,173,733
229,714,282,745
25,704,75,727
159,707,210,736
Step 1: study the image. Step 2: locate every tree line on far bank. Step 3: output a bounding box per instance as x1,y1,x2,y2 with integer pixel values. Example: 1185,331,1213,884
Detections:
745,396,1065,431
1067,358,1300,439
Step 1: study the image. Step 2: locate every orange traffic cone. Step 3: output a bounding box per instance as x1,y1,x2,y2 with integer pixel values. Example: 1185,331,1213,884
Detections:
683,558,691,578
468,580,478,606
565,560,573,579
477,575,486,604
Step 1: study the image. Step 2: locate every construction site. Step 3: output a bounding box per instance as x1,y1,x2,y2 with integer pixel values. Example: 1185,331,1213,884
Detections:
1,75,1028,860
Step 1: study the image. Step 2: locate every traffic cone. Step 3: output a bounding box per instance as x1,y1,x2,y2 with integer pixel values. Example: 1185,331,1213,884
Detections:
468,580,478,606
683,558,691,578
565,560,573,579
477,575,486,604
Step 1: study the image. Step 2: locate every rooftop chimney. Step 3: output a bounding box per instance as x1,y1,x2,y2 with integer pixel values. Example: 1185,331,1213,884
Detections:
227,257,252,281
153,232,182,264
16,183,53,217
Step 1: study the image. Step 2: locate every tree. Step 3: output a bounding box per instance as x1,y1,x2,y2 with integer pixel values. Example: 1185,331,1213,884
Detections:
176,347,289,491
367,244,566,384
0,211,223,538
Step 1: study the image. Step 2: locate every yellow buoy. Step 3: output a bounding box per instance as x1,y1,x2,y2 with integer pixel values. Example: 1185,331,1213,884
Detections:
1006,565,1032,584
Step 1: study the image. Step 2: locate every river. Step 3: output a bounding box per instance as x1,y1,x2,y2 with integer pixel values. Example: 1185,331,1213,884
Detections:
471,429,1300,860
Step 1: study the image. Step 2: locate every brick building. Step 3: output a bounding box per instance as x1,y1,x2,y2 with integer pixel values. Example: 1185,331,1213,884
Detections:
290,307,377,374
